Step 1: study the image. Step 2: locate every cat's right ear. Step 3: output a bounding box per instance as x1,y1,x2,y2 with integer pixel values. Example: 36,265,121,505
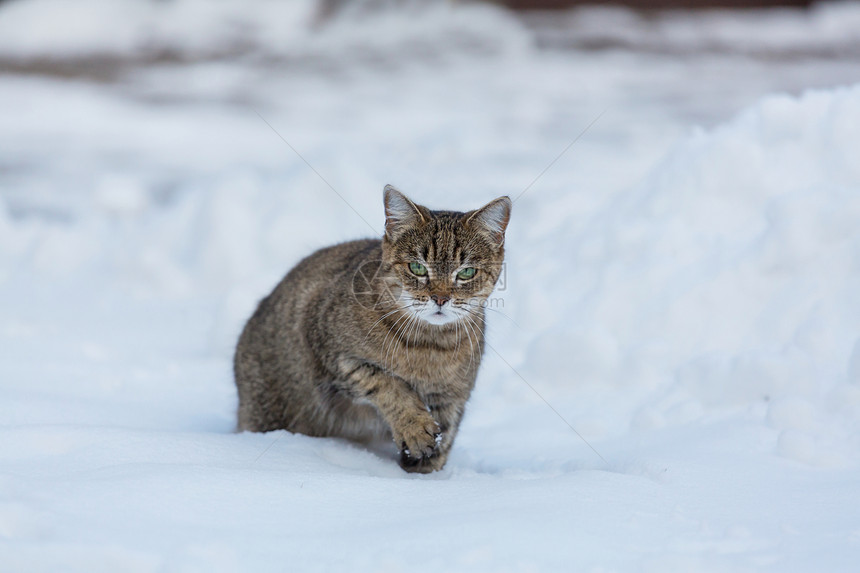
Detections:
383,184,425,240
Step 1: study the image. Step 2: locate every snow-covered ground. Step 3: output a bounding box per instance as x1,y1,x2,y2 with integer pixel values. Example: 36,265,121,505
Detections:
2,1,860,571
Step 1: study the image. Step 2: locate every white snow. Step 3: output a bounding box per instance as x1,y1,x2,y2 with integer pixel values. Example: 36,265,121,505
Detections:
1,1,860,571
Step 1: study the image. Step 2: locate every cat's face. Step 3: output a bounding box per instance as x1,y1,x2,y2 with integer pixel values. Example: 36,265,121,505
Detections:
380,186,511,326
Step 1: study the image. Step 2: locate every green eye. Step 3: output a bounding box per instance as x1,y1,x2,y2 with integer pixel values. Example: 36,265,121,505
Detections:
457,267,477,280
408,262,428,276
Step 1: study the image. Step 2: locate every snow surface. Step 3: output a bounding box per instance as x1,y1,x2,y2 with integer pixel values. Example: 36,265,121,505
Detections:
2,1,860,571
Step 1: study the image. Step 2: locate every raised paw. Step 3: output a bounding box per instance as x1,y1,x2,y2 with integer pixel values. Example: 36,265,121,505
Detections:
393,414,441,471
399,447,449,474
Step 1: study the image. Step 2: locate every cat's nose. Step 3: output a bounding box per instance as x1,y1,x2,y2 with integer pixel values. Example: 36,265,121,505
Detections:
430,294,450,307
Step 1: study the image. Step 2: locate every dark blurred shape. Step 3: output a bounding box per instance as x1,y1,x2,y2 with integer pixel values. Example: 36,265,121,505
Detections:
498,0,812,8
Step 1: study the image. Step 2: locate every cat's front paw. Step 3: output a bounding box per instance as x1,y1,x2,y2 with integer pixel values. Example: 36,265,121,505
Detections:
394,414,441,471
399,447,448,474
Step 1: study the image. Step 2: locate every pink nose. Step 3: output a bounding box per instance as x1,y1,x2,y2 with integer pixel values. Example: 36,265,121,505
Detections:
430,294,450,307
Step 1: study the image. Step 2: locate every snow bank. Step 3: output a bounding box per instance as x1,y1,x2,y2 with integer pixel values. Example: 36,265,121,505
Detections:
522,84,860,466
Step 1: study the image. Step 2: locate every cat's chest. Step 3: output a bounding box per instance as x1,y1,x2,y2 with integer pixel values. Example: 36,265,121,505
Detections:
385,344,476,392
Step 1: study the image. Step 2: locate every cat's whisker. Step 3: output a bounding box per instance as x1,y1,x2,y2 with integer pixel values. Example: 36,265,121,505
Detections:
385,315,409,369
467,318,481,372
480,305,521,329
363,304,412,343
460,304,517,336
404,312,423,366
404,312,420,366
381,311,412,369
458,305,486,324
457,294,512,327
411,313,424,358
460,313,479,372
460,324,474,373
387,308,419,369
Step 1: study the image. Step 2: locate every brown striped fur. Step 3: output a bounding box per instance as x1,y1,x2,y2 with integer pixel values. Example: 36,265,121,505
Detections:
234,185,511,472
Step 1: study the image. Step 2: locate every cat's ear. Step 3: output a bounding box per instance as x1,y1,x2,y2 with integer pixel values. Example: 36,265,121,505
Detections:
467,196,512,248
383,184,425,239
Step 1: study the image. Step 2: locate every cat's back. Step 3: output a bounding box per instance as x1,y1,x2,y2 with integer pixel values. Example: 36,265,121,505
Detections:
281,238,380,293
235,238,381,432
245,238,379,331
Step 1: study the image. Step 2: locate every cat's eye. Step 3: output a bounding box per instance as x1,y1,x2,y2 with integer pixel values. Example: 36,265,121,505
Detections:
456,267,477,280
408,262,428,276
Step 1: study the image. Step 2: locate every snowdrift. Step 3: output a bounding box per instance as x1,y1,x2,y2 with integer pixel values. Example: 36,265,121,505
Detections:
521,84,860,467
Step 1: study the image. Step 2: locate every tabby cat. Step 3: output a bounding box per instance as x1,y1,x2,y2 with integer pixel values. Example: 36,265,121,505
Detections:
234,185,511,473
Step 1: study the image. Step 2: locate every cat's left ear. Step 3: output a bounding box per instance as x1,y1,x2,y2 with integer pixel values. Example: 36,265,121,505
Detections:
467,196,512,248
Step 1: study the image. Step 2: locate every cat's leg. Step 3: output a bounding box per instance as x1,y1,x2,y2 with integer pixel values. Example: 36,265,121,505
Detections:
234,348,268,432
411,400,466,472
337,361,441,472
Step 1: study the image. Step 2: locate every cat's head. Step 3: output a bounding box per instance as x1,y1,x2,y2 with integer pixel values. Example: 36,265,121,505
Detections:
380,185,511,326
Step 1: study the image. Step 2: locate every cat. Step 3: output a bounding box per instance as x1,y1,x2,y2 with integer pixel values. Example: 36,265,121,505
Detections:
234,185,511,473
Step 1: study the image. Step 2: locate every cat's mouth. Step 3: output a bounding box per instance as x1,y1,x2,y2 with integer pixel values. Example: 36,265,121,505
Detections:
415,305,458,326
401,294,461,326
